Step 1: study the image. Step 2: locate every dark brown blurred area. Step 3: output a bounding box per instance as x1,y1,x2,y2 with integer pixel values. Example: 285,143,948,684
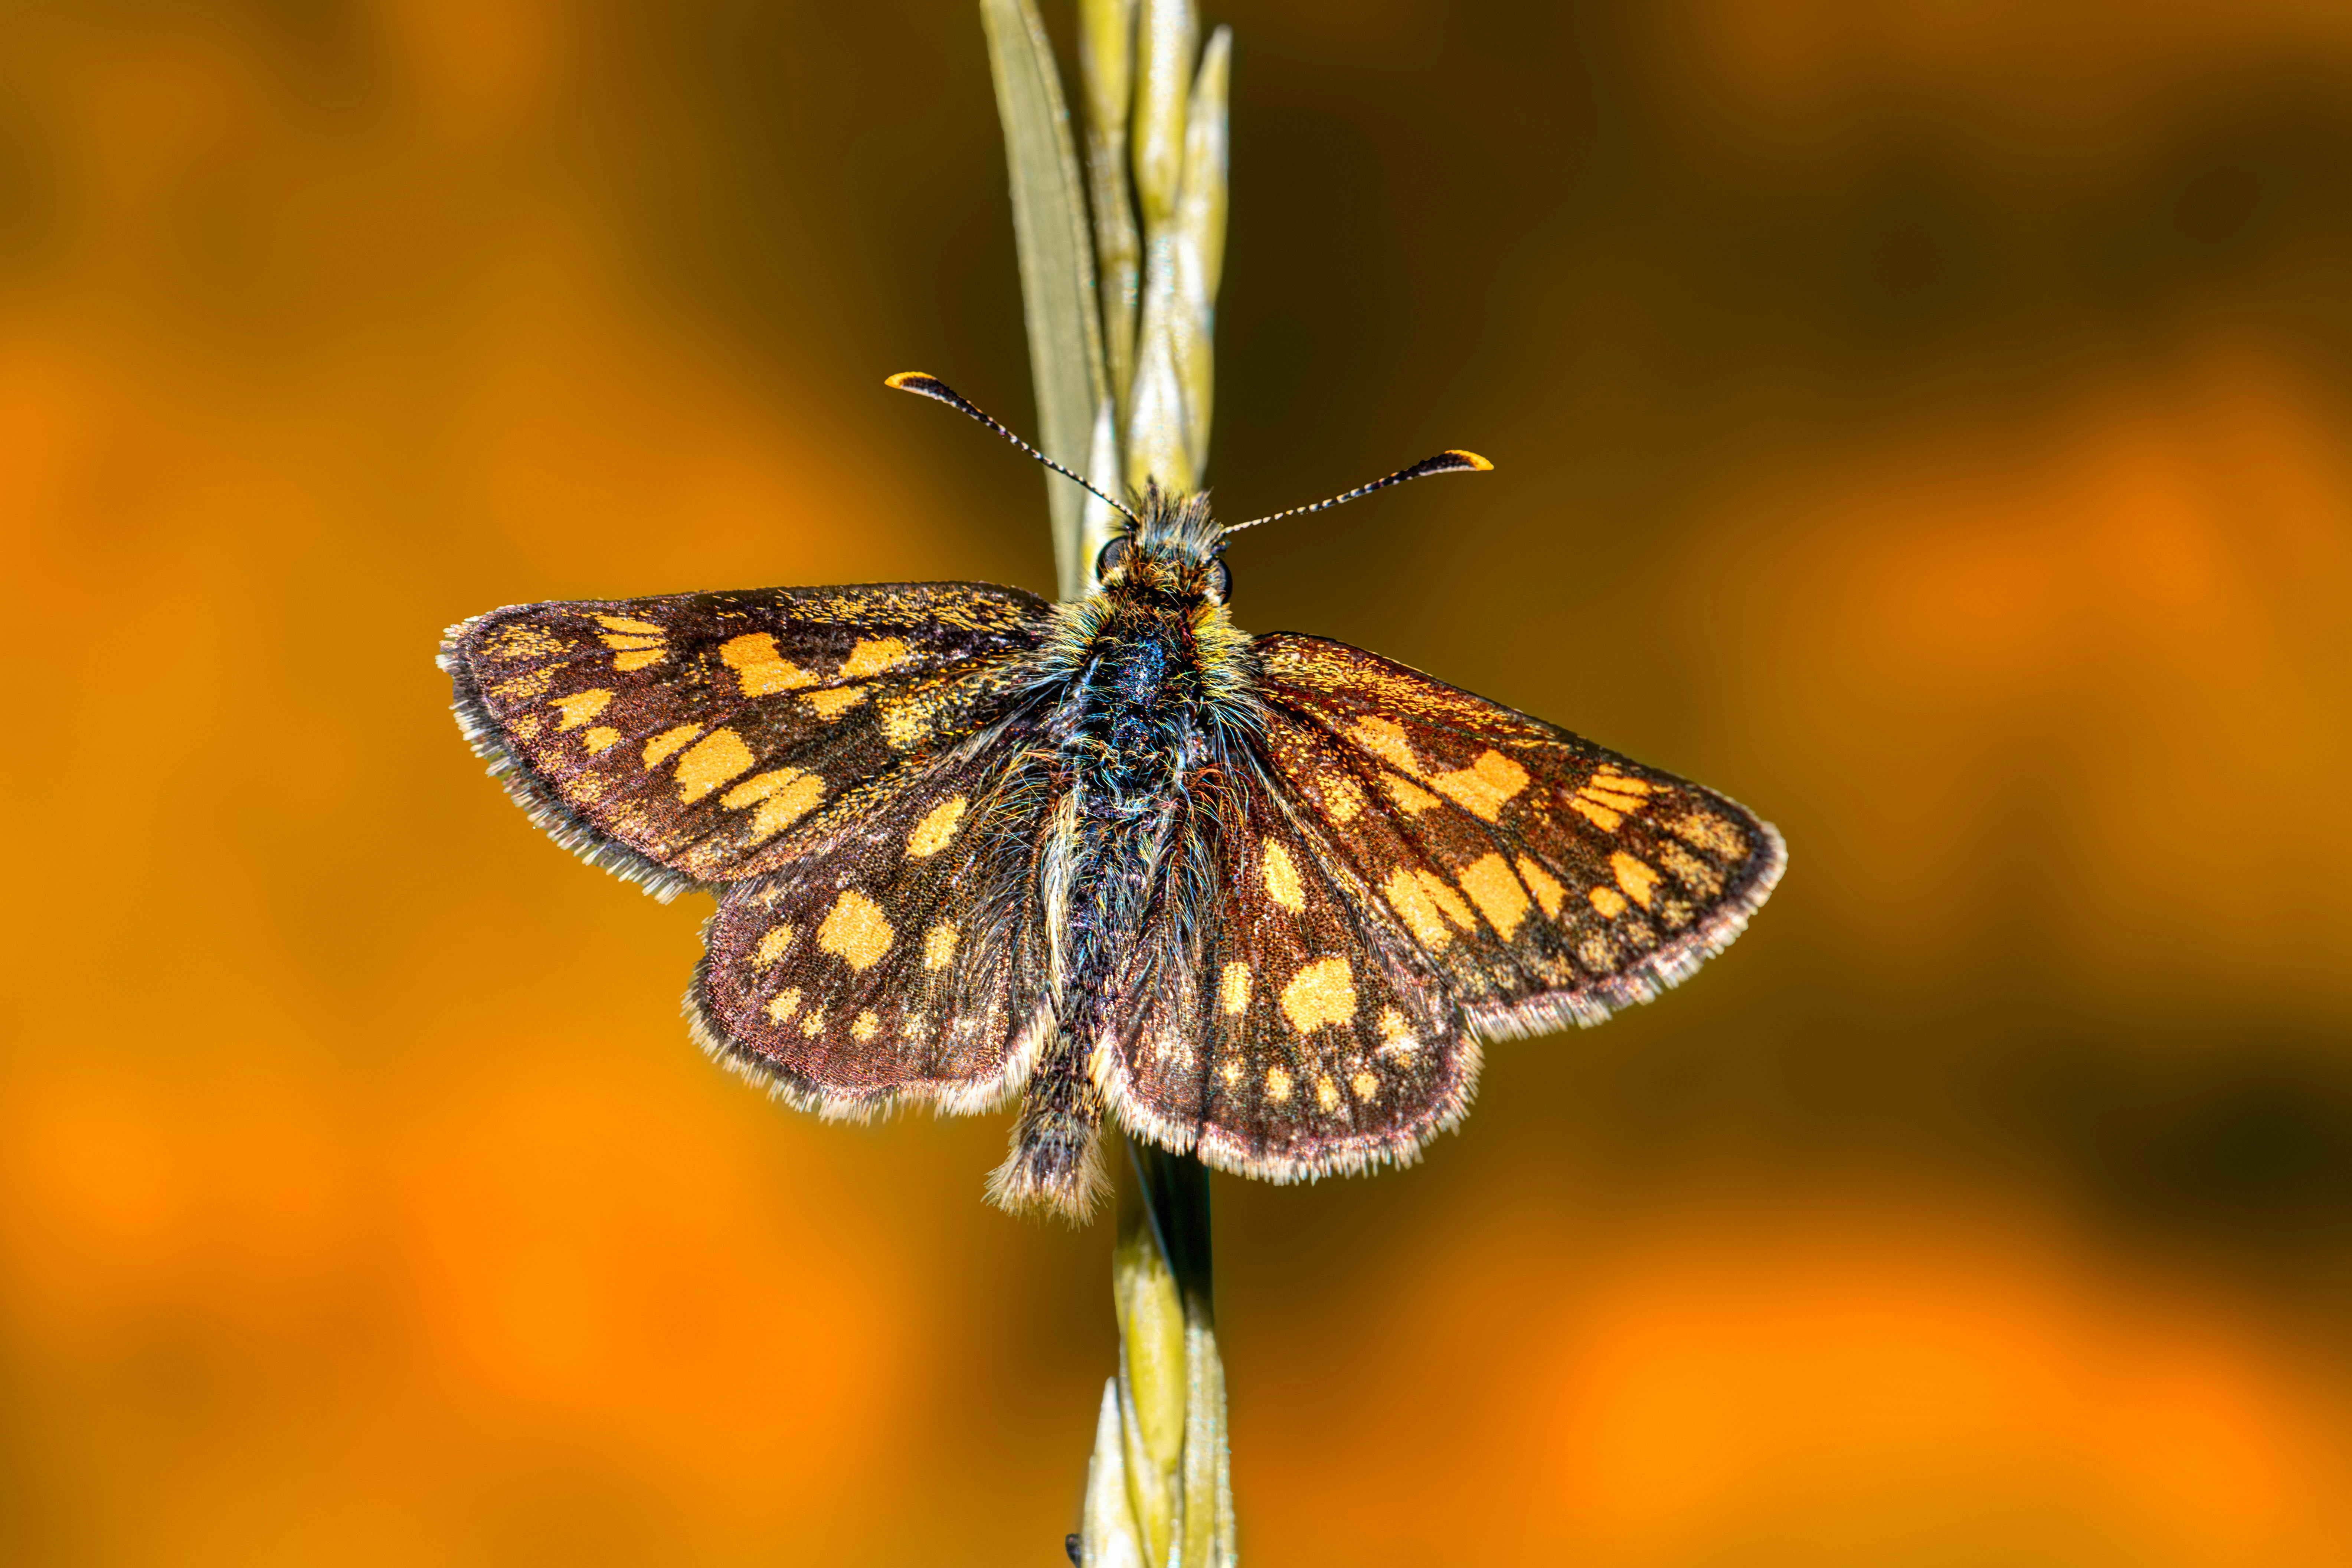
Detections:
4,1,2349,1563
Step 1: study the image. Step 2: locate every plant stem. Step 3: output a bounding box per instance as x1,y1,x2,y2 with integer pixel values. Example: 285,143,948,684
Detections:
982,3,1236,1560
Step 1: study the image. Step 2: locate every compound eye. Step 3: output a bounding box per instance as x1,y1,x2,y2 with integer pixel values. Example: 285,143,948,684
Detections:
1094,536,1130,581
1207,558,1232,602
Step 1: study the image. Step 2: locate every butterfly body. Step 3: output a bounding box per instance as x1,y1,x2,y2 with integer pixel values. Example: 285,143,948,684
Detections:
443,480,1784,1222
992,494,1257,1208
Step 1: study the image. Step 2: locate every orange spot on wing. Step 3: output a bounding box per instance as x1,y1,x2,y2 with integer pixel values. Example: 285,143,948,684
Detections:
1429,750,1530,822
1420,871,1478,932
493,670,555,700
642,725,702,767
1383,774,1441,814
675,729,756,803
1458,853,1532,939
818,890,894,972
1568,795,1624,831
550,690,614,731
485,624,565,661
1262,839,1306,911
1279,956,1357,1034
1611,851,1662,909
1516,855,1568,918
803,688,868,722
838,637,911,680
1386,875,1452,948
1353,715,1422,775
1655,841,1724,897
1590,768,1654,795
1320,773,1365,822
906,796,968,858
721,632,816,695
721,768,826,840
1671,810,1748,859
1220,961,1252,1015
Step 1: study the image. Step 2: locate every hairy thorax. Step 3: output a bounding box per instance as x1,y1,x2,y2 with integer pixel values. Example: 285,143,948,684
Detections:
1049,598,1213,1022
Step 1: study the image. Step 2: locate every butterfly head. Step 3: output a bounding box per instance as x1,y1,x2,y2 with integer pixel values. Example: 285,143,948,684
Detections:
1094,487,1232,607
883,371,1491,615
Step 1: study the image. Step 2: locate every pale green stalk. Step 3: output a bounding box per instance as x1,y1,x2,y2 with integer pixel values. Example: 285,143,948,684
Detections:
979,0,1110,601
1172,31,1229,481
1108,1144,1231,1568
981,3,1237,1562
1113,1211,1186,1563
1124,0,1222,494
1079,0,1141,416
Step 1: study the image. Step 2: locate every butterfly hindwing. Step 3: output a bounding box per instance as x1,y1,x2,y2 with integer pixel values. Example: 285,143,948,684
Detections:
690,722,1056,1119
1254,633,1787,1038
1099,754,1478,1181
441,583,1052,895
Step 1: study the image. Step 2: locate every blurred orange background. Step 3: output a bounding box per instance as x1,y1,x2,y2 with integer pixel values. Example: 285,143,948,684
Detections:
6,1,2351,1564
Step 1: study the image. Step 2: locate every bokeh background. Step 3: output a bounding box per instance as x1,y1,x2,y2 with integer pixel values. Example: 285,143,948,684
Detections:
6,1,2351,1563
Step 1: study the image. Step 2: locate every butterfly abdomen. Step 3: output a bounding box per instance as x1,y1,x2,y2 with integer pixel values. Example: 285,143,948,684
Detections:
989,592,1229,1218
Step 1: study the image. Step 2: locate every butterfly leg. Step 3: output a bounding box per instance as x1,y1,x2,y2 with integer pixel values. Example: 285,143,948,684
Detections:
987,1026,1108,1222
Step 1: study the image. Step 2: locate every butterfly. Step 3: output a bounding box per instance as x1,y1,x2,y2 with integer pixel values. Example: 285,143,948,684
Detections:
439,373,1785,1221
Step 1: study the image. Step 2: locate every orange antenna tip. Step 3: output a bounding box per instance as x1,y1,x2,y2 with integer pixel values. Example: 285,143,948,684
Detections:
1224,446,1495,534
885,371,939,391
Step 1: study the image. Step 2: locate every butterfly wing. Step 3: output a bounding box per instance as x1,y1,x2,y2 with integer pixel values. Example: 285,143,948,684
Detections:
687,720,1057,1120
1254,633,1785,1035
1100,632,1784,1182
1098,755,1479,1182
441,583,1053,897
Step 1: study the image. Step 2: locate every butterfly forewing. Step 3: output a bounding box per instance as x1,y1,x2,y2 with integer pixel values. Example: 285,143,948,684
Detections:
690,727,1056,1120
442,583,1052,894
1254,634,1786,1041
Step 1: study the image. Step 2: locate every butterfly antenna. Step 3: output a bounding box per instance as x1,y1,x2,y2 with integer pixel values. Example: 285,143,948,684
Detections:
1222,449,1494,535
886,372,1138,524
